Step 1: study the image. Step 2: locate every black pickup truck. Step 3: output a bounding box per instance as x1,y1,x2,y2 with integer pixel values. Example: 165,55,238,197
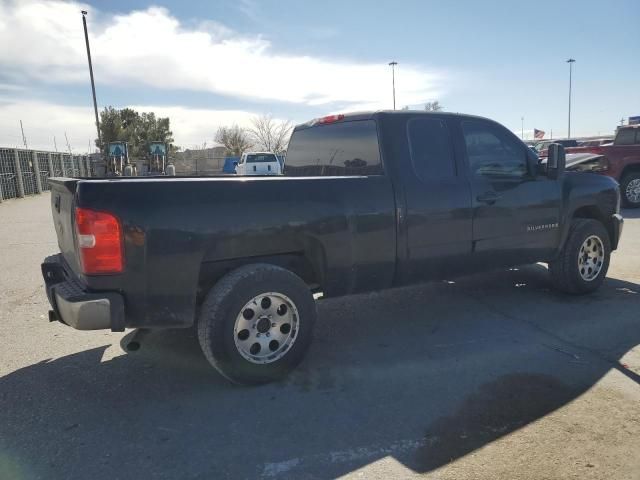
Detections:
42,111,623,384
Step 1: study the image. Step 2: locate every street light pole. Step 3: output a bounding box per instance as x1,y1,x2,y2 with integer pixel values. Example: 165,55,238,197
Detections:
388,61,398,110
566,58,575,139
82,10,102,151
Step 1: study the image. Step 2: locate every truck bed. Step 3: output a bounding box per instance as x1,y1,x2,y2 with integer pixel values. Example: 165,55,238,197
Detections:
48,174,397,328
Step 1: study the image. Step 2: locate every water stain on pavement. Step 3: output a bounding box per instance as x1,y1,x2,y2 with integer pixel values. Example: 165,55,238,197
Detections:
412,373,579,472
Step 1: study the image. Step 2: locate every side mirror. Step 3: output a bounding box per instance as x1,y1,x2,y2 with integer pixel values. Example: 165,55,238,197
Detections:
547,143,566,179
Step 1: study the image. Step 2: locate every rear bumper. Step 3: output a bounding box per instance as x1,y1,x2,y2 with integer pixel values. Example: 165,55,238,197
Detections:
41,254,125,331
611,213,624,250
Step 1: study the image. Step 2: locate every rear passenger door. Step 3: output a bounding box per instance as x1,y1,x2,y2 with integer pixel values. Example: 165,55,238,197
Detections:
398,116,473,283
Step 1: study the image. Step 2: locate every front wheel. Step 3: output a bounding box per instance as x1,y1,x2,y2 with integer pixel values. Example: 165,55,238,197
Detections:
197,264,316,385
549,219,611,294
620,172,640,208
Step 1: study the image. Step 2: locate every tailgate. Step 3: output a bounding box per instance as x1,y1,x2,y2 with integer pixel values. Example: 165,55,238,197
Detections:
250,162,277,174
49,178,82,275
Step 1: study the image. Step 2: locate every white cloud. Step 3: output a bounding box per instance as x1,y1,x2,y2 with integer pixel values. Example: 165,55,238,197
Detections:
0,98,264,151
0,0,446,109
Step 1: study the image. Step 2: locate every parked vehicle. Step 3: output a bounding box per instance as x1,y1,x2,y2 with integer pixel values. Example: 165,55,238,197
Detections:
535,139,579,158
565,125,640,207
42,111,623,384
235,152,282,175
564,153,610,173
578,138,613,147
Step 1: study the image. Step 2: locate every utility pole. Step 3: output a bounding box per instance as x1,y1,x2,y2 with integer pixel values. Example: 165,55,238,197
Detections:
521,117,524,140
53,136,58,152
20,120,28,149
566,58,575,138
388,61,398,110
620,117,625,127
81,10,102,151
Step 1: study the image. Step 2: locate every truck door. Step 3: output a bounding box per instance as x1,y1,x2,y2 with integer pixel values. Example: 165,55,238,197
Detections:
458,119,562,266
396,116,473,283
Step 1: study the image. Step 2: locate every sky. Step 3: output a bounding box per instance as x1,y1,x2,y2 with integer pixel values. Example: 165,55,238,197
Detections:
0,0,638,152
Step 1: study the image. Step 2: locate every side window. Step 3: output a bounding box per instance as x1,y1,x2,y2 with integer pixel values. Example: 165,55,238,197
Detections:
615,129,635,145
461,120,528,178
407,118,455,181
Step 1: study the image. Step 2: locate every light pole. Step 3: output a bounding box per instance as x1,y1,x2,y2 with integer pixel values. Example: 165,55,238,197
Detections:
388,61,398,110
82,10,102,151
566,58,575,138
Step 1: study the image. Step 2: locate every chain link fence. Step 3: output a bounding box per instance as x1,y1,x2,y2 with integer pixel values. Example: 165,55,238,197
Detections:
0,147,93,202
0,146,251,202
0,149,19,200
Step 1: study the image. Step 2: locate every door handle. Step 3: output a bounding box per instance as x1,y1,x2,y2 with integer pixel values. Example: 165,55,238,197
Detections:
476,191,502,204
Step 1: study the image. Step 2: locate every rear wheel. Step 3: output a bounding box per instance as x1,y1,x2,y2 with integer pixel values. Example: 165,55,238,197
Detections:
621,172,640,208
549,219,610,294
197,264,316,385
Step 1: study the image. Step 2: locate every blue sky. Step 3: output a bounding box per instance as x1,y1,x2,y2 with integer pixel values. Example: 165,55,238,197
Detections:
0,0,638,151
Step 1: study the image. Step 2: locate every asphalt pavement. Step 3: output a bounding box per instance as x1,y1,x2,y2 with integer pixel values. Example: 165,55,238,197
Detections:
1,193,639,480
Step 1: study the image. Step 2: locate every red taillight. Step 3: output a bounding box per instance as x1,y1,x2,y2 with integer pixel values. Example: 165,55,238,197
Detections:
75,208,123,274
316,114,345,125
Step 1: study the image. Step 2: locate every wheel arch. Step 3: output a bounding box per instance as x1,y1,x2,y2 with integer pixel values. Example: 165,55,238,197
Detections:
568,205,615,249
196,253,321,306
620,163,640,181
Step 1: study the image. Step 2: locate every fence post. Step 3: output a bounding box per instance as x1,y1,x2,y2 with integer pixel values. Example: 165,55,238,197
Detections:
77,155,85,177
32,151,42,194
47,153,54,177
13,149,25,198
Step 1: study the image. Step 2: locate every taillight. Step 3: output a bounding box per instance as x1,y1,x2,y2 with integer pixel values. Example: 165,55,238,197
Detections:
316,114,345,125
75,207,124,274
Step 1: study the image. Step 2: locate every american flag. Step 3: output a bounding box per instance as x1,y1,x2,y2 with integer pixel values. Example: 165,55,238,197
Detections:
534,128,545,139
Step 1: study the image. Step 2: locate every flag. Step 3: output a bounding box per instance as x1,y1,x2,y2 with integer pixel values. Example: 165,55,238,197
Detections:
534,129,545,139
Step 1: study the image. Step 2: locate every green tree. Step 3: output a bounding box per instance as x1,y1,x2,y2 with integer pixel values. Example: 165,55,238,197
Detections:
97,107,174,157
424,101,443,112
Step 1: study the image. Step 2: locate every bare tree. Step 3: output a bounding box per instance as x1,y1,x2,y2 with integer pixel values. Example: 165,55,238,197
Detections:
215,125,253,157
248,114,293,154
424,101,444,112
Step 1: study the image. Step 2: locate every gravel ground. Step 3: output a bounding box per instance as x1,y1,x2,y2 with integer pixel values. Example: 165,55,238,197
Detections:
0,193,639,480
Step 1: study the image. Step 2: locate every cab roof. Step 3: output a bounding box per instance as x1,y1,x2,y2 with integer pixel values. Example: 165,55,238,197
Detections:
294,110,496,130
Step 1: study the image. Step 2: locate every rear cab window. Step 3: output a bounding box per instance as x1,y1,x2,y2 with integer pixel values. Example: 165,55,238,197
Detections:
285,120,383,176
246,154,277,163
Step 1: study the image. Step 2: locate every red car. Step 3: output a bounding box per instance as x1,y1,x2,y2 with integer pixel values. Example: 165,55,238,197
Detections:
564,125,640,208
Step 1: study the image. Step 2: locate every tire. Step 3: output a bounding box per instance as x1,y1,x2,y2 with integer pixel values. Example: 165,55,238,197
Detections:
549,219,611,294
197,264,316,385
620,172,640,208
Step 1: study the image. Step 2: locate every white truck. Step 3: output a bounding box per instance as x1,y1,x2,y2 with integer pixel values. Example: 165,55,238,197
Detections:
235,152,282,176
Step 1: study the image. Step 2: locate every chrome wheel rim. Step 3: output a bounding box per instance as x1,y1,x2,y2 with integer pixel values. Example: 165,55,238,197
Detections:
577,235,604,281
626,178,640,203
233,292,299,364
